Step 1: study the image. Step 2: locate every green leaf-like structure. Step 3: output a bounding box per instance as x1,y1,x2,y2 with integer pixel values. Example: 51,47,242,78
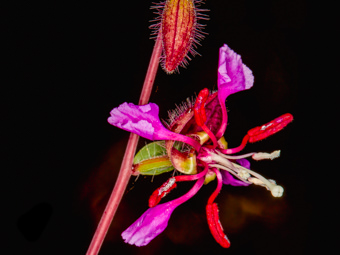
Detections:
133,141,174,175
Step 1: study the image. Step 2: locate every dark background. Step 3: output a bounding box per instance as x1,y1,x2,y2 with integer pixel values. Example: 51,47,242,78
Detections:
3,0,331,254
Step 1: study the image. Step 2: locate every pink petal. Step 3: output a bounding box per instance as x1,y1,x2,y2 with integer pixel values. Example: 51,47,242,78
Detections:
221,171,250,186
215,44,254,138
108,102,159,140
108,102,201,151
217,44,254,102
122,177,204,246
122,202,177,246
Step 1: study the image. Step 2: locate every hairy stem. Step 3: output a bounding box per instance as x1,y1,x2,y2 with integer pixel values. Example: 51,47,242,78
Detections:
86,33,163,255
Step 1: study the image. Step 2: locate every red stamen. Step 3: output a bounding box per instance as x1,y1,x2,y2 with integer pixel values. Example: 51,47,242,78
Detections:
247,113,293,143
149,177,177,207
194,88,218,148
206,203,230,248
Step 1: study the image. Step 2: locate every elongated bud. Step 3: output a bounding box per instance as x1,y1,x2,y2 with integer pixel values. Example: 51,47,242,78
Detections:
156,0,208,73
248,113,293,143
206,203,230,248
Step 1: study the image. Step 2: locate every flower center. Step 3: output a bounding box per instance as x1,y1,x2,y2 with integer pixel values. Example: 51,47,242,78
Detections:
198,148,284,197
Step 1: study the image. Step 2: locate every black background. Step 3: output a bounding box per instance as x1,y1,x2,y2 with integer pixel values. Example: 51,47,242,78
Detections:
3,0,332,254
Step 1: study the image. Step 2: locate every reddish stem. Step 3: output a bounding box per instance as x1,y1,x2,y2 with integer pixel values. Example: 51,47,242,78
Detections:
138,33,163,105
86,33,163,255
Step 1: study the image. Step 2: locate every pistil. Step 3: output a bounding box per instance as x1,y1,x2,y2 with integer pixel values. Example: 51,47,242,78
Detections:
232,163,284,197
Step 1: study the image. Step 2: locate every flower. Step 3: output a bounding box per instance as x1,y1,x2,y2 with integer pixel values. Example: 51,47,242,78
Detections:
109,44,293,248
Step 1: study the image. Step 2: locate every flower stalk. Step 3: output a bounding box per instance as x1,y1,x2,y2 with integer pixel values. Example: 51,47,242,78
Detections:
86,34,163,255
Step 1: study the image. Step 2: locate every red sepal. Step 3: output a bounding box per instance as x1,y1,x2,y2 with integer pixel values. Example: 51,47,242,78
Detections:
248,113,293,143
194,88,209,126
148,178,177,207
206,203,230,248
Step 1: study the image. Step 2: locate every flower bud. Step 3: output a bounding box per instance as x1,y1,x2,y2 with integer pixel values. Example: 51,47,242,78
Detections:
159,0,207,73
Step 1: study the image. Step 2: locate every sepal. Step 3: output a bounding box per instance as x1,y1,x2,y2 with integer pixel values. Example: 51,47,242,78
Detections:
132,142,174,176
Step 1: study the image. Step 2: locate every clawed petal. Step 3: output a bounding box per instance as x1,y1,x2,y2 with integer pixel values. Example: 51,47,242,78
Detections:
217,44,254,101
215,44,254,138
122,202,177,246
108,102,201,151
122,177,204,246
108,102,162,140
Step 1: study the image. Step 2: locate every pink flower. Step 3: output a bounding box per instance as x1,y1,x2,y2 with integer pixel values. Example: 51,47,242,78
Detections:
109,44,293,248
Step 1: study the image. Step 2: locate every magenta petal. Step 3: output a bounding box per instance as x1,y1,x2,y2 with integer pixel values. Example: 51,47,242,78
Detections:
108,102,201,150
236,158,250,169
122,177,204,246
121,202,177,246
222,158,250,186
108,102,161,140
217,44,254,102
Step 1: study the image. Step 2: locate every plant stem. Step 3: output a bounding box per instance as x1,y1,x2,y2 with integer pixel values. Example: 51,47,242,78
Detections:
86,33,162,255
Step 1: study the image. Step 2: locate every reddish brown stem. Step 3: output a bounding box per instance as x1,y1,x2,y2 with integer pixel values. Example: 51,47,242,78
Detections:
86,33,163,255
